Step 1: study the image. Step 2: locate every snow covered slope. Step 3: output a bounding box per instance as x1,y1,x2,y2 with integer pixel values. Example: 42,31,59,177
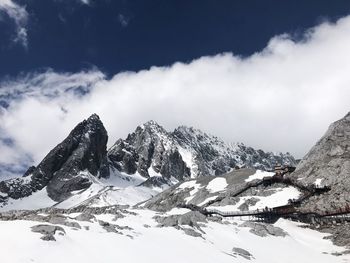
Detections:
144,168,301,213
0,207,348,263
0,170,161,212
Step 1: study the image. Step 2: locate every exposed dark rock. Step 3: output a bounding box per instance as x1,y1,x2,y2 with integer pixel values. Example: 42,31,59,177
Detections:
75,213,96,222
0,114,109,203
108,121,191,181
314,224,350,248
97,220,132,234
240,221,288,237
23,166,36,177
154,211,207,229
173,126,296,175
143,168,276,212
31,224,66,241
182,227,203,237
138,176,172,188
231,247,254,260
108,121,296,188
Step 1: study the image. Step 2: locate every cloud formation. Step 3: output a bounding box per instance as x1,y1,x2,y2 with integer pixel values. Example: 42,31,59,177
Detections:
0,0,28,47
1,15,350,177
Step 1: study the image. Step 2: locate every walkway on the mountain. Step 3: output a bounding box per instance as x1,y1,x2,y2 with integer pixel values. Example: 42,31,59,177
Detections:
181,172,348,225
203,206,350,224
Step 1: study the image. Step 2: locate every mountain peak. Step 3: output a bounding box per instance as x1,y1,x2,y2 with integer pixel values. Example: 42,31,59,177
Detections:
0,115,109,203
143,120,159,126
138,120,168,136
87,113,101,122
141,120,164,130
290,111,350,212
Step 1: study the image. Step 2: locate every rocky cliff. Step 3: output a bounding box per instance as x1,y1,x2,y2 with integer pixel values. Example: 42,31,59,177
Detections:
289,112,350,212
0,116,296,206
0,114,109,202
108,121,296,184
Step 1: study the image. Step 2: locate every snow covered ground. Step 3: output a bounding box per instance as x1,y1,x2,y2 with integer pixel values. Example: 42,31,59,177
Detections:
0,168,349,263
0,208,348,263
206,177,228,192
207,186,301,212
0,187,56,212
0,170,161,212
245,170,274,182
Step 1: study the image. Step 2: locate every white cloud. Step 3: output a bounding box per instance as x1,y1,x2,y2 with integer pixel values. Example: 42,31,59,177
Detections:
2,16,350,176
0,0,28,48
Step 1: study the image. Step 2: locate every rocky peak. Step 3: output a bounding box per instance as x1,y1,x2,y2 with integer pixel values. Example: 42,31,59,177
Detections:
173,125,234,153
0,114,109,203
141,120,166,131
289,112,350,212
108,121,297,183
108,121,189,180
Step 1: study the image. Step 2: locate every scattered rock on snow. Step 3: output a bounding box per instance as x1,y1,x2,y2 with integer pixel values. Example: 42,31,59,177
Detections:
154,211,207,229
231,247,254,260
75,213,96,222
240,222,287,237
31,224,65,241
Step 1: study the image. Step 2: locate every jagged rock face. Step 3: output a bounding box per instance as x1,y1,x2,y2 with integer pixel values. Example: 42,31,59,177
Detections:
0,114,109,202
108,121,190,182
289,112,350,212
108,121,296,182
173,126,296,176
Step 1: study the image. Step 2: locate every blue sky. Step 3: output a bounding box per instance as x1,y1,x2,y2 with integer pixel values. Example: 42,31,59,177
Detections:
1,1,350,178
0,0,349,77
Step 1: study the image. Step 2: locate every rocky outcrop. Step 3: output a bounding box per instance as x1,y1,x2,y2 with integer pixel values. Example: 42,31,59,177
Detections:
173,126,296,176
31,224,66,241
108,121,296,183
108,121,191,182
289,112,350,212
240,221,287,237
0,114,109,202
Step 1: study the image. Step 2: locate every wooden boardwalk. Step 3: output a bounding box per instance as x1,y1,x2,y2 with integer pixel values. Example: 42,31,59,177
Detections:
203,206,350,224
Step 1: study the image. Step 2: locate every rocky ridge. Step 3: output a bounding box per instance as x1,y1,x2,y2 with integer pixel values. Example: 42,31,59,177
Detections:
288,112,350,213
0,115,296,209
108,121,296,184
0,114,109,203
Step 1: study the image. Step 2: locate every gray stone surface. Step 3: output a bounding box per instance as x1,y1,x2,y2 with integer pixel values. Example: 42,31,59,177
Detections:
182,227,202,237
108,121,296,187
240,221,288,237
231,247,254,260
154,211,207,229
0,114,109,203
289,112,350,213
144,168,287,212
98,220,123,234
315,224,350,249
75,213,96,222
31,224,65,241
238,197,260,211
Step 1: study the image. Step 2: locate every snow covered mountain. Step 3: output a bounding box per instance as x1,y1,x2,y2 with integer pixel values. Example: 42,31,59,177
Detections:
143,168,300,212
108,120,296,183
0,115,296,211
0,114,109,204
0,113,350,263
0,115,162,211
0,168,349,263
